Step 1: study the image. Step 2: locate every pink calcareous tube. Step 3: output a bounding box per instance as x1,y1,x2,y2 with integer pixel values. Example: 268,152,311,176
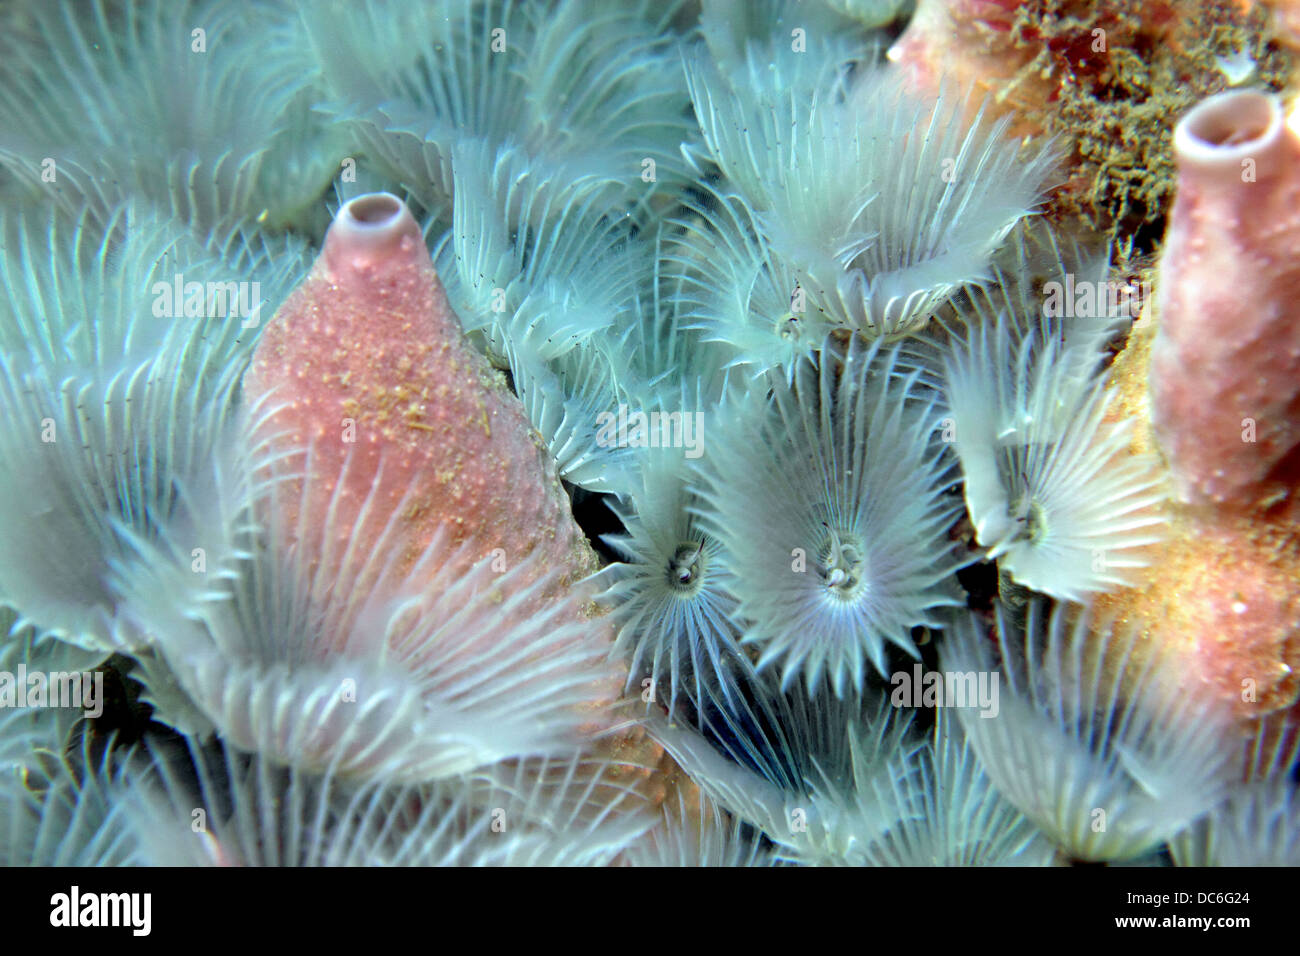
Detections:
243,192,603,617
1151,89,1300,516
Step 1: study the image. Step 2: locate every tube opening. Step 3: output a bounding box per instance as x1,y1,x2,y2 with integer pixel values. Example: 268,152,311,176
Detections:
1177,90,1282,160
345,193,404,227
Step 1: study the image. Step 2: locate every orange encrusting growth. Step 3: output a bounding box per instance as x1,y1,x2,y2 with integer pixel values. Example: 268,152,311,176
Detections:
1094,505,1300,725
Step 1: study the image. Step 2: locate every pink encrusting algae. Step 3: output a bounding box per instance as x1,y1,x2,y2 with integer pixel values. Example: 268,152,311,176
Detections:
243,193,602,602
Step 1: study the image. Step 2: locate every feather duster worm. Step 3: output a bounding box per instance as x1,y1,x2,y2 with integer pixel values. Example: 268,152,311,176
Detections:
1171,718,1300,867
694,336,965,694
941,600,1235,862
306,0,693,215
646,692,924,866
685,39,1056,337
0,710,144,866
110,438,619,782
128,735,656,867
436,141,640,365
0,0,321,231
596,449,748,723
941,312,1166,600
0,206,305,653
